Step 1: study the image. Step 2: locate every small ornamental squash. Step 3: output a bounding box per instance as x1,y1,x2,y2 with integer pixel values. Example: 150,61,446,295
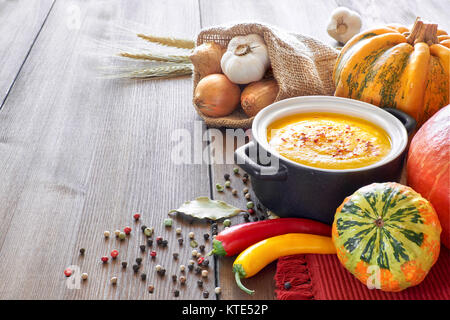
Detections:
332,182,441,292
407,105,449,249
333,18,449,127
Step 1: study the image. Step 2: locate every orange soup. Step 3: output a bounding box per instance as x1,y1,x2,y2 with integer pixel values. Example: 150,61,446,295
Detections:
267,113,391,170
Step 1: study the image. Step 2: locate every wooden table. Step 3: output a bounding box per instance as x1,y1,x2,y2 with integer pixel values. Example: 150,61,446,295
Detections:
0,0,448,300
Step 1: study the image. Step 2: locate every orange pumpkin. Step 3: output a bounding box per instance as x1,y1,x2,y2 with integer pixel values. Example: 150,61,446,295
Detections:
407,105,450,248
333,18,449,127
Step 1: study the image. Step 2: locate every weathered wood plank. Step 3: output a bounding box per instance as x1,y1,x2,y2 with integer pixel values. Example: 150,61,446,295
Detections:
0,0,54,107
0,0,214,300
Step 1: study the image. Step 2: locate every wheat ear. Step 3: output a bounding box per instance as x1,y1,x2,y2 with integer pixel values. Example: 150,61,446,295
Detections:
136,34,195,49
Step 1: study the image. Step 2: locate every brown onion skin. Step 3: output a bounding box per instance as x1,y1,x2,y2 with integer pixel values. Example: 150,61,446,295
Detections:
194,74,241,117
241,79,278,117
190,42,225,78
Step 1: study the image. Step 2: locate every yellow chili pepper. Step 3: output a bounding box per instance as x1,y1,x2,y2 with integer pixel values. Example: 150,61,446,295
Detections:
233,233,336,294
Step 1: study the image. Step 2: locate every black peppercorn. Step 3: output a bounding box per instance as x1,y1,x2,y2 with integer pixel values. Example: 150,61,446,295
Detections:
132,264,140,273
172,275,177,282
243,173,249,178
284,282,291,290
79,248,86,255
202,259,210,267
243,213,250,221
199,245,205,252
147,239,153,246
173,253,179,260
253,217,259,222
156,237,163,245
197,280,203,288
174,290,180,297
136,257,142,265
194,267,202,274
141,225,147,232
224,173,230,180
203,291,209,299
203,233,210,241
188,264,194,271
140,245,146,252
178,238,184,245
122,261,128,268
242,177,248,183
161,240,168,247
141,273,147,281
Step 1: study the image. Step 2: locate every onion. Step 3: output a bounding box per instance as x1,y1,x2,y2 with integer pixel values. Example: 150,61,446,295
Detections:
190,42,225,78
194,74,241,117
240,79,278,117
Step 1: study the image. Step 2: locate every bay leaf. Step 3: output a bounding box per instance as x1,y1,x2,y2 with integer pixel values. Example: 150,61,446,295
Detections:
169,197,243,221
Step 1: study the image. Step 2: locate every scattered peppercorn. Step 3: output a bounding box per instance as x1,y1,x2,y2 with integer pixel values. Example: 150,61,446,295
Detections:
243,213,250,221
203,233,210,241
197,257,205,265
242,177,248,183
179,265,186,272
161,239,168,247
174,290,180,297
202,259,210,267
284,282,291,290
201,270,208,278
245,193,251,200
190,240,198,248
214,287,222,295
156,236,163,245
110,277,117,285
155,265,162,272
123,226,132,235
64,268,72,277
144,227,153,237
133,213,141,221
136,257,142,265
173,253,179,260
203,291,209,299
233,167,239,174
141,273,147,281
164,218,173,227
188,259,195,265
104,230,111,238
194,267,202,275
199,244,205,253
133,264,140,273
119,232,126,240
216,183,224,192
178,238,184,245
157,268,166,276
224,173,230,180
172,274,177,282
141,225,147,232
79,248,86,255
101,256,109,263
231,189,238,195
121,261,128,268
147,239,153,247
225,180,231,188
114,230,121,237
176,227,182,235
197,280,203,287
110,249,119,259
188,264,194,271
180,276,186,284
243,173,249,179
247,201,254,209
148,285,154,293
223,219,231,227
81,273,88,280
188,232,195,239
150,251,157,258
140,245,146,252
247,208,255,215
192,249,198,257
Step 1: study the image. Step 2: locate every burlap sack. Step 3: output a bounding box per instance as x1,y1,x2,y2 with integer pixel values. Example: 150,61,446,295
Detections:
192,23,339,128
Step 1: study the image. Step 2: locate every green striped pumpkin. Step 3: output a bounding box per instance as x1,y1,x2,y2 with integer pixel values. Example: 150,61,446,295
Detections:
332,182,441,292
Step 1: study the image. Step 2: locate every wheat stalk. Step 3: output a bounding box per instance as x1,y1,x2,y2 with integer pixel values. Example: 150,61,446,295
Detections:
119,63,193,79
119,52,191,63
136,34,195,49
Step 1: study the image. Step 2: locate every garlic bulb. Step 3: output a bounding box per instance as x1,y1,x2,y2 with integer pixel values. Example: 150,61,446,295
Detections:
221,34,270,84
327,7,362,44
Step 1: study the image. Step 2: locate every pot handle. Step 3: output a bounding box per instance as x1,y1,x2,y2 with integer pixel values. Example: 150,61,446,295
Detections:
384,108,416,135
234,141,288,181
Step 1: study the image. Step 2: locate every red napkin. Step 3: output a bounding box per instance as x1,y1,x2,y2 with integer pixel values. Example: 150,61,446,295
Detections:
275,247,450,300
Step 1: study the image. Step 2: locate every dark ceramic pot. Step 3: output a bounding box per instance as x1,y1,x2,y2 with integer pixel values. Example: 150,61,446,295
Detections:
235,96,416,225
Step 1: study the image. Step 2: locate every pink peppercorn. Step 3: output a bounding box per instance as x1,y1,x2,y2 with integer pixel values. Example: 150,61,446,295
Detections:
64,268,72,277
124,226,132,235
101,256,109,263
111,250,119,259
150,251,157,258
133,213,141,221
248,208,255,215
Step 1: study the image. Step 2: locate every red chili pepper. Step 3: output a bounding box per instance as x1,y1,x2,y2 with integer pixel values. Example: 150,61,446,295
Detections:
208,218,331,257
